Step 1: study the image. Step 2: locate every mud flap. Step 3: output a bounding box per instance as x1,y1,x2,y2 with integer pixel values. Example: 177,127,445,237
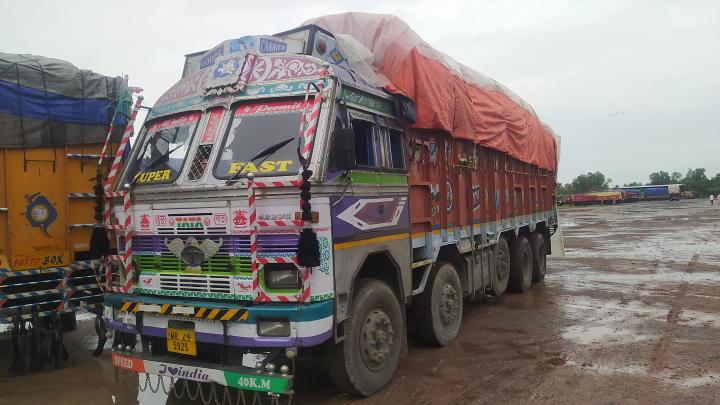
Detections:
93,306,108,357
30,313,47,371
48,313,69,367
8,316,27,376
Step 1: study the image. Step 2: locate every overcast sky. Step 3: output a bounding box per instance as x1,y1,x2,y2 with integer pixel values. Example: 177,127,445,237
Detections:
3,0,719,184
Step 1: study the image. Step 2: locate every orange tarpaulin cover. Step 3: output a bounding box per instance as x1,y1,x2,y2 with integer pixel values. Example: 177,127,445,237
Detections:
305,13,558,171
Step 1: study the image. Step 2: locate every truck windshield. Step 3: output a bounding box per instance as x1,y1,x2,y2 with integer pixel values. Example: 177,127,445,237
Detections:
126,112,200,185
214,100,305,179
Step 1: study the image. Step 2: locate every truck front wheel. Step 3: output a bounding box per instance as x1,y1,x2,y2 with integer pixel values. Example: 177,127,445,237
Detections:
412,261,463,346
327,278,403,396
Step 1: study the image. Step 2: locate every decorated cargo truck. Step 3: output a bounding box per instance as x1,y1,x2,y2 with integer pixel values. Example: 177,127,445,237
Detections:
0,53,129,372
105,13,558,400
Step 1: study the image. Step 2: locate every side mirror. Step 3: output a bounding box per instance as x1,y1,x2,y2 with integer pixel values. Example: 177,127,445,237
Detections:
331,128,355,172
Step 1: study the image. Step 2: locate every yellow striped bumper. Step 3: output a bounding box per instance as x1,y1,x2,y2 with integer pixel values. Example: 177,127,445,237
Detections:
118,301,249,321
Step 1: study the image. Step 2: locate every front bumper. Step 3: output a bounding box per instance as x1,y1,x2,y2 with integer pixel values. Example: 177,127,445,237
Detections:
112,351,292,394
104,293,333,348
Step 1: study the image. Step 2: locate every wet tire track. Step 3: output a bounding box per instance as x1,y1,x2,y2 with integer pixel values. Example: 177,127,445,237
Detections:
649,250,701,373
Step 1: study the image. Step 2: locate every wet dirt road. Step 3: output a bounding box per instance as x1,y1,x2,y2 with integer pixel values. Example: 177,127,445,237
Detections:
1,199,719,404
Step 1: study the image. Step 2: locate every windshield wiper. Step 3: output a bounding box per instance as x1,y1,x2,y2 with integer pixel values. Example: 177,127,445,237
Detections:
226,136,295,185
129,143,184,186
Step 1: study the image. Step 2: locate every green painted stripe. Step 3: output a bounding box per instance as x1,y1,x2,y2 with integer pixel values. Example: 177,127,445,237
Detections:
336,171,408,185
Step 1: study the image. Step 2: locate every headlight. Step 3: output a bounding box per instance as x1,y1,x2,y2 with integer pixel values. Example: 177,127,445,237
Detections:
257,319,291,337
264,264,301,289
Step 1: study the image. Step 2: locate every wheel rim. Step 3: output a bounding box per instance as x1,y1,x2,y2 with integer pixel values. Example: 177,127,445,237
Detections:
360,307,395,371
440,282,460,326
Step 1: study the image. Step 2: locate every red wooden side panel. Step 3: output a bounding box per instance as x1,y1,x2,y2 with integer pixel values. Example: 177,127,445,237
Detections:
408,132,556,235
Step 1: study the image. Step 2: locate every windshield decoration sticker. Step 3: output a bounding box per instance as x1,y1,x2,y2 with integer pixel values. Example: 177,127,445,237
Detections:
147,112,201,132
235,100,304,116
200,109,223,144
134,169,172,183
258,38,287,53
446,180,454,212
227,160,294,175
24,192,57,237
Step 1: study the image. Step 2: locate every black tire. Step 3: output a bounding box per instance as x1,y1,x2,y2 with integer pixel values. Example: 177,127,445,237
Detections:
60,312,77,332
529,233,547,282
327,279,404,396
490,238,510,296
412,262,463,347
509,236,533,292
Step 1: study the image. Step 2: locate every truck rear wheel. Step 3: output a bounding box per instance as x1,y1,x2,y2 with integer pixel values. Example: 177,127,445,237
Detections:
327,278,403,396
529,233,547,282
509,236,533,292
490,238,510,296
412,261,463,347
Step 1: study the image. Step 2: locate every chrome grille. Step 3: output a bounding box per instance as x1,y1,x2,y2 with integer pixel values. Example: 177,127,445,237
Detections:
158,273,231,294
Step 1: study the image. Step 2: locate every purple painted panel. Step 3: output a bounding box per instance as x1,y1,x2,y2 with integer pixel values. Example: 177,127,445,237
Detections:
134,234,297,256
331,196,409,240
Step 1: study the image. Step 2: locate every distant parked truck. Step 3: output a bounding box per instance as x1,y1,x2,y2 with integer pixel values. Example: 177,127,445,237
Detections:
0,53,129,372
617,184,683,201
104,14,559,399
570,191,623,205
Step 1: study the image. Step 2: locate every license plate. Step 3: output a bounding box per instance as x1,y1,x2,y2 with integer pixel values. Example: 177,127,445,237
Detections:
167,327,197,356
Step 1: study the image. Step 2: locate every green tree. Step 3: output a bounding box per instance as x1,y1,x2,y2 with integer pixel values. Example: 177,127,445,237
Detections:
670,172,683,183
710,173,720,195
570,171,608,193
623,181,643,187
557,183,573,195
682,168,711,196
649,171,671,185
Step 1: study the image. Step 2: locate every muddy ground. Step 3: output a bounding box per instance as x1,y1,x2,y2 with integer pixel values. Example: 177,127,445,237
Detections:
1,199,719,404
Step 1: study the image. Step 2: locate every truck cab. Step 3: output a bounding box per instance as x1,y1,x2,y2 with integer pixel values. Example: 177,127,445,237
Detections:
106,25,406,395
